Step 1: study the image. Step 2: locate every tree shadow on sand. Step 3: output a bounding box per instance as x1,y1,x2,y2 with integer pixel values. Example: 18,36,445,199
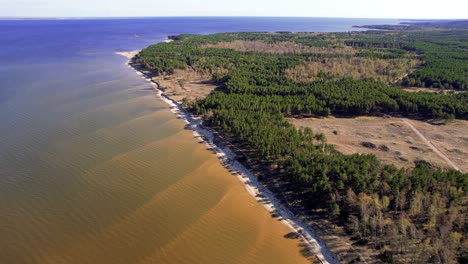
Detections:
284,232,301,239
283,232,319,262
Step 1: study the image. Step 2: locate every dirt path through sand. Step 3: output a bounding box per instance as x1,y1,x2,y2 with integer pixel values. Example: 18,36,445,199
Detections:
402,118,460,171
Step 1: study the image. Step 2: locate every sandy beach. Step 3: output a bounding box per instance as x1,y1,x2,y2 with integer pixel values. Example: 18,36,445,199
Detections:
115,50,141,59
115,39,172,59
117,49,338,264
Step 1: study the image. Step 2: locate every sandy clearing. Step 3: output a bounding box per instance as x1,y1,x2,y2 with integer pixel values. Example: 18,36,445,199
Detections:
402,118,460,171
152,68,218,102
115,50,141,59
289,116,467,172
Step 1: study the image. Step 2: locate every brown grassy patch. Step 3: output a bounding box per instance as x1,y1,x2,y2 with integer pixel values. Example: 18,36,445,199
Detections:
201,40,356,55
286,57,420,83
288,116,467,172
402,87,464,94
152,68,218,102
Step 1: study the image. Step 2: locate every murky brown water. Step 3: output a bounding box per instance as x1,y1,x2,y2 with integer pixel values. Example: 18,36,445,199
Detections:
0,57,313,263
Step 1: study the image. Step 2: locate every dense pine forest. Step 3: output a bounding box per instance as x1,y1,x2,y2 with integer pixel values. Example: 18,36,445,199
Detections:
138,25,467,263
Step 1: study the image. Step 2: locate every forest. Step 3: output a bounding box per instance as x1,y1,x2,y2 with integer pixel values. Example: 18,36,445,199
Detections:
138,28,468,263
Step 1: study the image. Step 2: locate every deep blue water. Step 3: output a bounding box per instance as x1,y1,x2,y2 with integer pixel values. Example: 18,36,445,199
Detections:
0,17,397,62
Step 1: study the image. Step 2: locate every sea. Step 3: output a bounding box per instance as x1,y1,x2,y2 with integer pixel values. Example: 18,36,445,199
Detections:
0,17,397,264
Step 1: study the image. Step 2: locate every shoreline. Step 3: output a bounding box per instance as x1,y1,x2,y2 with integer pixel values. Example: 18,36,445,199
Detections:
117,50,338,264
115,38,172,58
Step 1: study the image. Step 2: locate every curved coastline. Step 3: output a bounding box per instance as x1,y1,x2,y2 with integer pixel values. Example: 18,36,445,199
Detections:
117,48,339,264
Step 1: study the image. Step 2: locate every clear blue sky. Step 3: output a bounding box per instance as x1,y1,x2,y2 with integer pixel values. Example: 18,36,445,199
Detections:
1,0,467,19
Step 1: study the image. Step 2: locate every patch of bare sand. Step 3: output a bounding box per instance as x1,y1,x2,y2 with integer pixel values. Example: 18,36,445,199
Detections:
401,87,464,94
201,40,355,55
116,50,141,59
152,69,218,102
406,119,467,172
289,116,467,172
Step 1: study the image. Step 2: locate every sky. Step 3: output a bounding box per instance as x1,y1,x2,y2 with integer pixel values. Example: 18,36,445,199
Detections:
1,0,467,19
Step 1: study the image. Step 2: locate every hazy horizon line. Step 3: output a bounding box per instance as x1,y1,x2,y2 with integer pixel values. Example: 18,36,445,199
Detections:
1,16,467,21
